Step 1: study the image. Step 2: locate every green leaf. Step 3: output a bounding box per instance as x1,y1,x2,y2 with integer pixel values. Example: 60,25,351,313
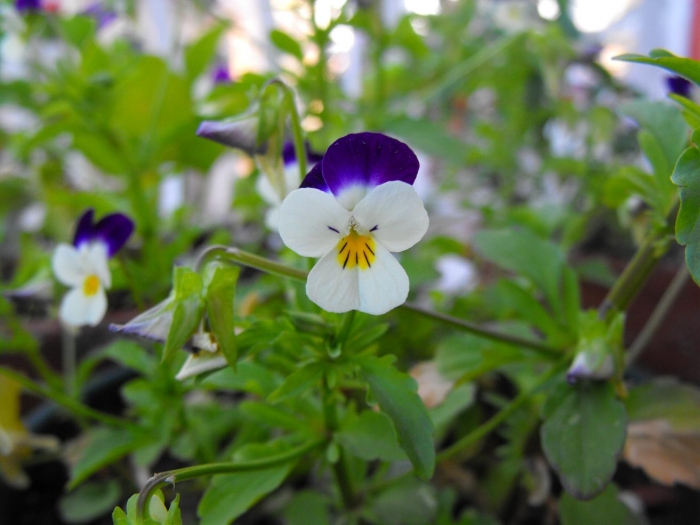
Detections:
270,29,303,60
474,229,564,313
626,377,700,432
541,381,626,499
615,49,700,86
370,477,438,525
206,266,241,370
102,340,156,376
116,491,181,525
669,93,700,129
559,484,639,525
58,15,96,48
671,146,700,283
185,24,226,79
268,362,324,404
337,410,408,462
198,451,294,525
359,356,435,479
163,268,205,362
283,491,331,525
60,479,121,523
69,427,146,489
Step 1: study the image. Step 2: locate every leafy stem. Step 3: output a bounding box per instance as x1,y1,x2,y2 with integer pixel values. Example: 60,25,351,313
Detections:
135,437,326,523
436,358,568,462
195,245,563,357
598,203,677,319
0,366,139,431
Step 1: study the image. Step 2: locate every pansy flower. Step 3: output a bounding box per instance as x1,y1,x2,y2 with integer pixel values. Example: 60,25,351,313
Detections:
257,141,323,230
52,209,134,327
278,132,429,315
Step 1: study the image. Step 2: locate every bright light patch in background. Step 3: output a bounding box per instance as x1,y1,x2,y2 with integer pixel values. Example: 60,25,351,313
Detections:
314,0,332,29
571,0,636,33
330,25,355,52
599,43,629,77
537,0,560,20
404,0,440,16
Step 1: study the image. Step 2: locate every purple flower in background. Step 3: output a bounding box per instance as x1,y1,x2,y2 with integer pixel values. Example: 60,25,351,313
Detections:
666,75,692,98
212,63,232,84
278,132,429,315
257,141,324,230
52,209,134,327
82,3,118,29
15,0,41,12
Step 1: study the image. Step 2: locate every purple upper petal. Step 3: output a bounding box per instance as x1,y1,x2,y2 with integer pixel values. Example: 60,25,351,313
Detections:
320,133,419,198
73,209,96,248
16,0,41,12
667,75,692,98
300,162,329,192
73,209,134,257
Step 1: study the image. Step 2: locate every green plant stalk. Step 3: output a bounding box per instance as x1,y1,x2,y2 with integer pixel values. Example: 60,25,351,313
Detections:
0,366,139,431
626,265,690,365
284,89,308,182
135,437,326,523
437,359,567,462
598,205,677,319
117,253,145,311
195,246,562,356
322,375,357,509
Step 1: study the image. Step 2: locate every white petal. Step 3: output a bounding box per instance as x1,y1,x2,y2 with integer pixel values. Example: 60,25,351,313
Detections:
357,242,409,314
256,172,282,206
279,188,351,257
306,241,409,315
84,243,111,289
352,181,429,253
175,352,228,381
59,286,107,327
52,244,86,287
307,249,361,313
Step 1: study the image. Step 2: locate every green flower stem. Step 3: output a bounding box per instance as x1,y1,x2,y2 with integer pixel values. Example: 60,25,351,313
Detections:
0,366,139,431
61,326,77,397
264,79,308,181
598,205,677,319
136,437,326,523
436,359,567,462
322,375,357,509
195,246,563,356
626,265,690,365
399,303,561,358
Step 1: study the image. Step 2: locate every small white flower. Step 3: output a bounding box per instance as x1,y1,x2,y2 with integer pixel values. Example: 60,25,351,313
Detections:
52,209,133,328
279,133,429,315
52,243,111,327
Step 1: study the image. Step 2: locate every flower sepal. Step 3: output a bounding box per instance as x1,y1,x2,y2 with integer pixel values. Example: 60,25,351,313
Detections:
566,311,624,384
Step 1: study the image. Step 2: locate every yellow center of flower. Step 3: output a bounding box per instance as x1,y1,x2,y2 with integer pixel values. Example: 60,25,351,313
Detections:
336,229,376,270
82,275,100,296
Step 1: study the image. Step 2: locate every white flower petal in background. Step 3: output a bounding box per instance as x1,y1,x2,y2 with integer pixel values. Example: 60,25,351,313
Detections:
59,286,108,327
279,188,351,257
176,351,228,381
435,255,479,294
52,244,88,287
353,181,429,253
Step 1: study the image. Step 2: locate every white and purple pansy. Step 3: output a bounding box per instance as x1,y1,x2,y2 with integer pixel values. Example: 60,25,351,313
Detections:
257,141,324,230
52,209,134,327
279,132,429,315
